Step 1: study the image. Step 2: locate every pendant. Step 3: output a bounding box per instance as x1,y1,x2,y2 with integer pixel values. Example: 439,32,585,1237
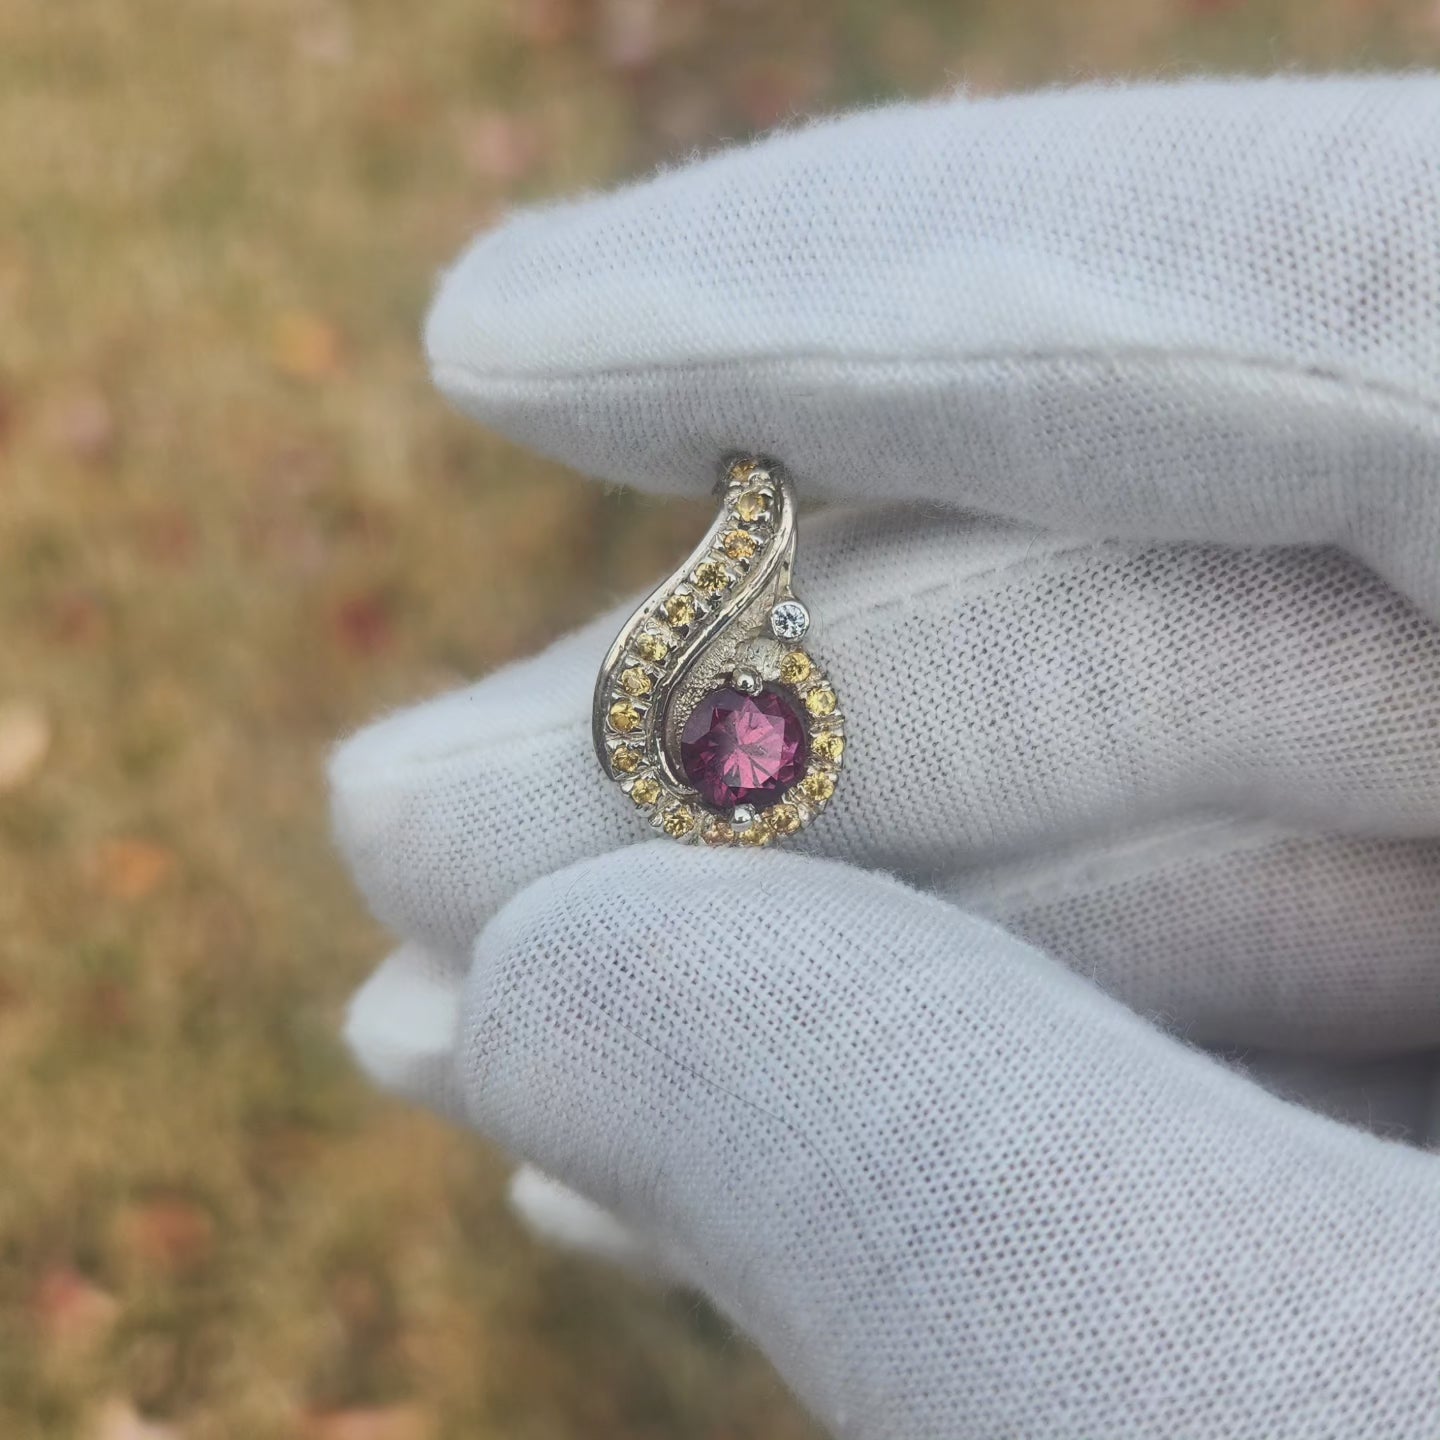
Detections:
592,455,845,847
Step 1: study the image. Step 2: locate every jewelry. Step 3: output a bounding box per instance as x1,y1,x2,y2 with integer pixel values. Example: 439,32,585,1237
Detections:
592,455,844,847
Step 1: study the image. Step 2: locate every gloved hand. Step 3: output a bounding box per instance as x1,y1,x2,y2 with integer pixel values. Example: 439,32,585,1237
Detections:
332,75,1440,1438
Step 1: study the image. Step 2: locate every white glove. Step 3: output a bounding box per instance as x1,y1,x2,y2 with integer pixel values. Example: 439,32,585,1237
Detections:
333,75,1440,1439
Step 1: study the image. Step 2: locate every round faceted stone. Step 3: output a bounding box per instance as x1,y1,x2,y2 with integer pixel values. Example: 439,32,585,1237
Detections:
770,600,810,641
620,666,652,696
680,684,808,810
608,700,642,733
701,818,734,846
693,559,730,594
779,650,812,686
630,776,662,807
634,633,669,665
812,731,844,764
661,805,695,838
610,744,642,774
721,528,758,561
664,593,697,628
800,771,835,803
734,488,771,522
804,685,837,717
767,802,802,835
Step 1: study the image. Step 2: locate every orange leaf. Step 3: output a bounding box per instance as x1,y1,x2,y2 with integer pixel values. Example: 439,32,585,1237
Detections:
95,839,175,901
272,312,342,381
34,1267,121,1355
45,384,115,464
113,1197,214,1276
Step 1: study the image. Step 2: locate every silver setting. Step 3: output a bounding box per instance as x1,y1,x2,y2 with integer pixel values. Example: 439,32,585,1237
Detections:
592,454,846,846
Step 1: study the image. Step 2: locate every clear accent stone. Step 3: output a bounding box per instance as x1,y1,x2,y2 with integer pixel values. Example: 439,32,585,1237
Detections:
769,600,810,641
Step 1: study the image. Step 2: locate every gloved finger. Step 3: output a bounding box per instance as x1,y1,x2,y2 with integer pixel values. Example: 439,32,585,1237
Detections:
507,1165,672,1280
331,510,1440,959
341,826,1440,1119
457,843,1440,1440
344,949,1434,1285
947,817,1440,1058
342,946,671,1275
344,941,466,1121
427,75,1440,618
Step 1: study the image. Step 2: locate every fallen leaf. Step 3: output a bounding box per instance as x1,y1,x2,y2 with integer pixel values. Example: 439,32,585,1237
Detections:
460,111,541,183
34,1267,121,1355
113,1197,214,1276
599,0,660,70
46,384,115,463
89,1398,181,1440
95,839,175,901
0,699,51,792
301,1405,432,1440
272,312,342,381
132,506,196,567
509,0,582,47
296,6,354,65
333,592,392,655
78,977,132,1034
49,590,109,645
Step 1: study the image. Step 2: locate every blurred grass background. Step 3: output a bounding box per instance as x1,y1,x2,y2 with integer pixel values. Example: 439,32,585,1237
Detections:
1,1,1437,1436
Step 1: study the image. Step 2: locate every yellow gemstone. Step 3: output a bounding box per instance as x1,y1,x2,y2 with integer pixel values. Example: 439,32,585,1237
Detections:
721,528,758,561
805,686,837,717
610,744,642,774
812,731,844,764
767,803,801,835
734,489,771,523
608,700,642,733
634,633,669,665
664,593,697,628
620,666,652,696
630,776,662,807
661,805,695,838
779,650,812,686
801,771,835,803
736,819,772,847
692,560,729,595
727,457,763,484
701,819,734,846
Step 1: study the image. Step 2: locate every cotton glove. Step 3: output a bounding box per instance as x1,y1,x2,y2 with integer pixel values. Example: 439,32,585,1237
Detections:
333,76,1440,1438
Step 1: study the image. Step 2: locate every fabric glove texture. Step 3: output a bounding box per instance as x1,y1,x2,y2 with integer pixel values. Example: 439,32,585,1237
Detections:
334,74,1440,1439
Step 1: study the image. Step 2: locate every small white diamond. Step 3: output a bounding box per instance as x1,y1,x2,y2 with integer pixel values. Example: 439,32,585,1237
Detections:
769,600,810,641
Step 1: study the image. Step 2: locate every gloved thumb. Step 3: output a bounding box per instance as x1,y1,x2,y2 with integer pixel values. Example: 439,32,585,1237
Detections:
441,843,1440,1440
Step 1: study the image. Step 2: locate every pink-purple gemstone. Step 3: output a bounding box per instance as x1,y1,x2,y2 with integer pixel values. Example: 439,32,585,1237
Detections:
680,684,808,810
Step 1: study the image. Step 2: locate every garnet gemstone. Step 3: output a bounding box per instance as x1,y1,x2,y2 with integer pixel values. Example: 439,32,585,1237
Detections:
680,684,808,810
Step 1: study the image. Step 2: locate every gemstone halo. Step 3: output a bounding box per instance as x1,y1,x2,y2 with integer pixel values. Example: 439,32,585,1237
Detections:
591,455,845,846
